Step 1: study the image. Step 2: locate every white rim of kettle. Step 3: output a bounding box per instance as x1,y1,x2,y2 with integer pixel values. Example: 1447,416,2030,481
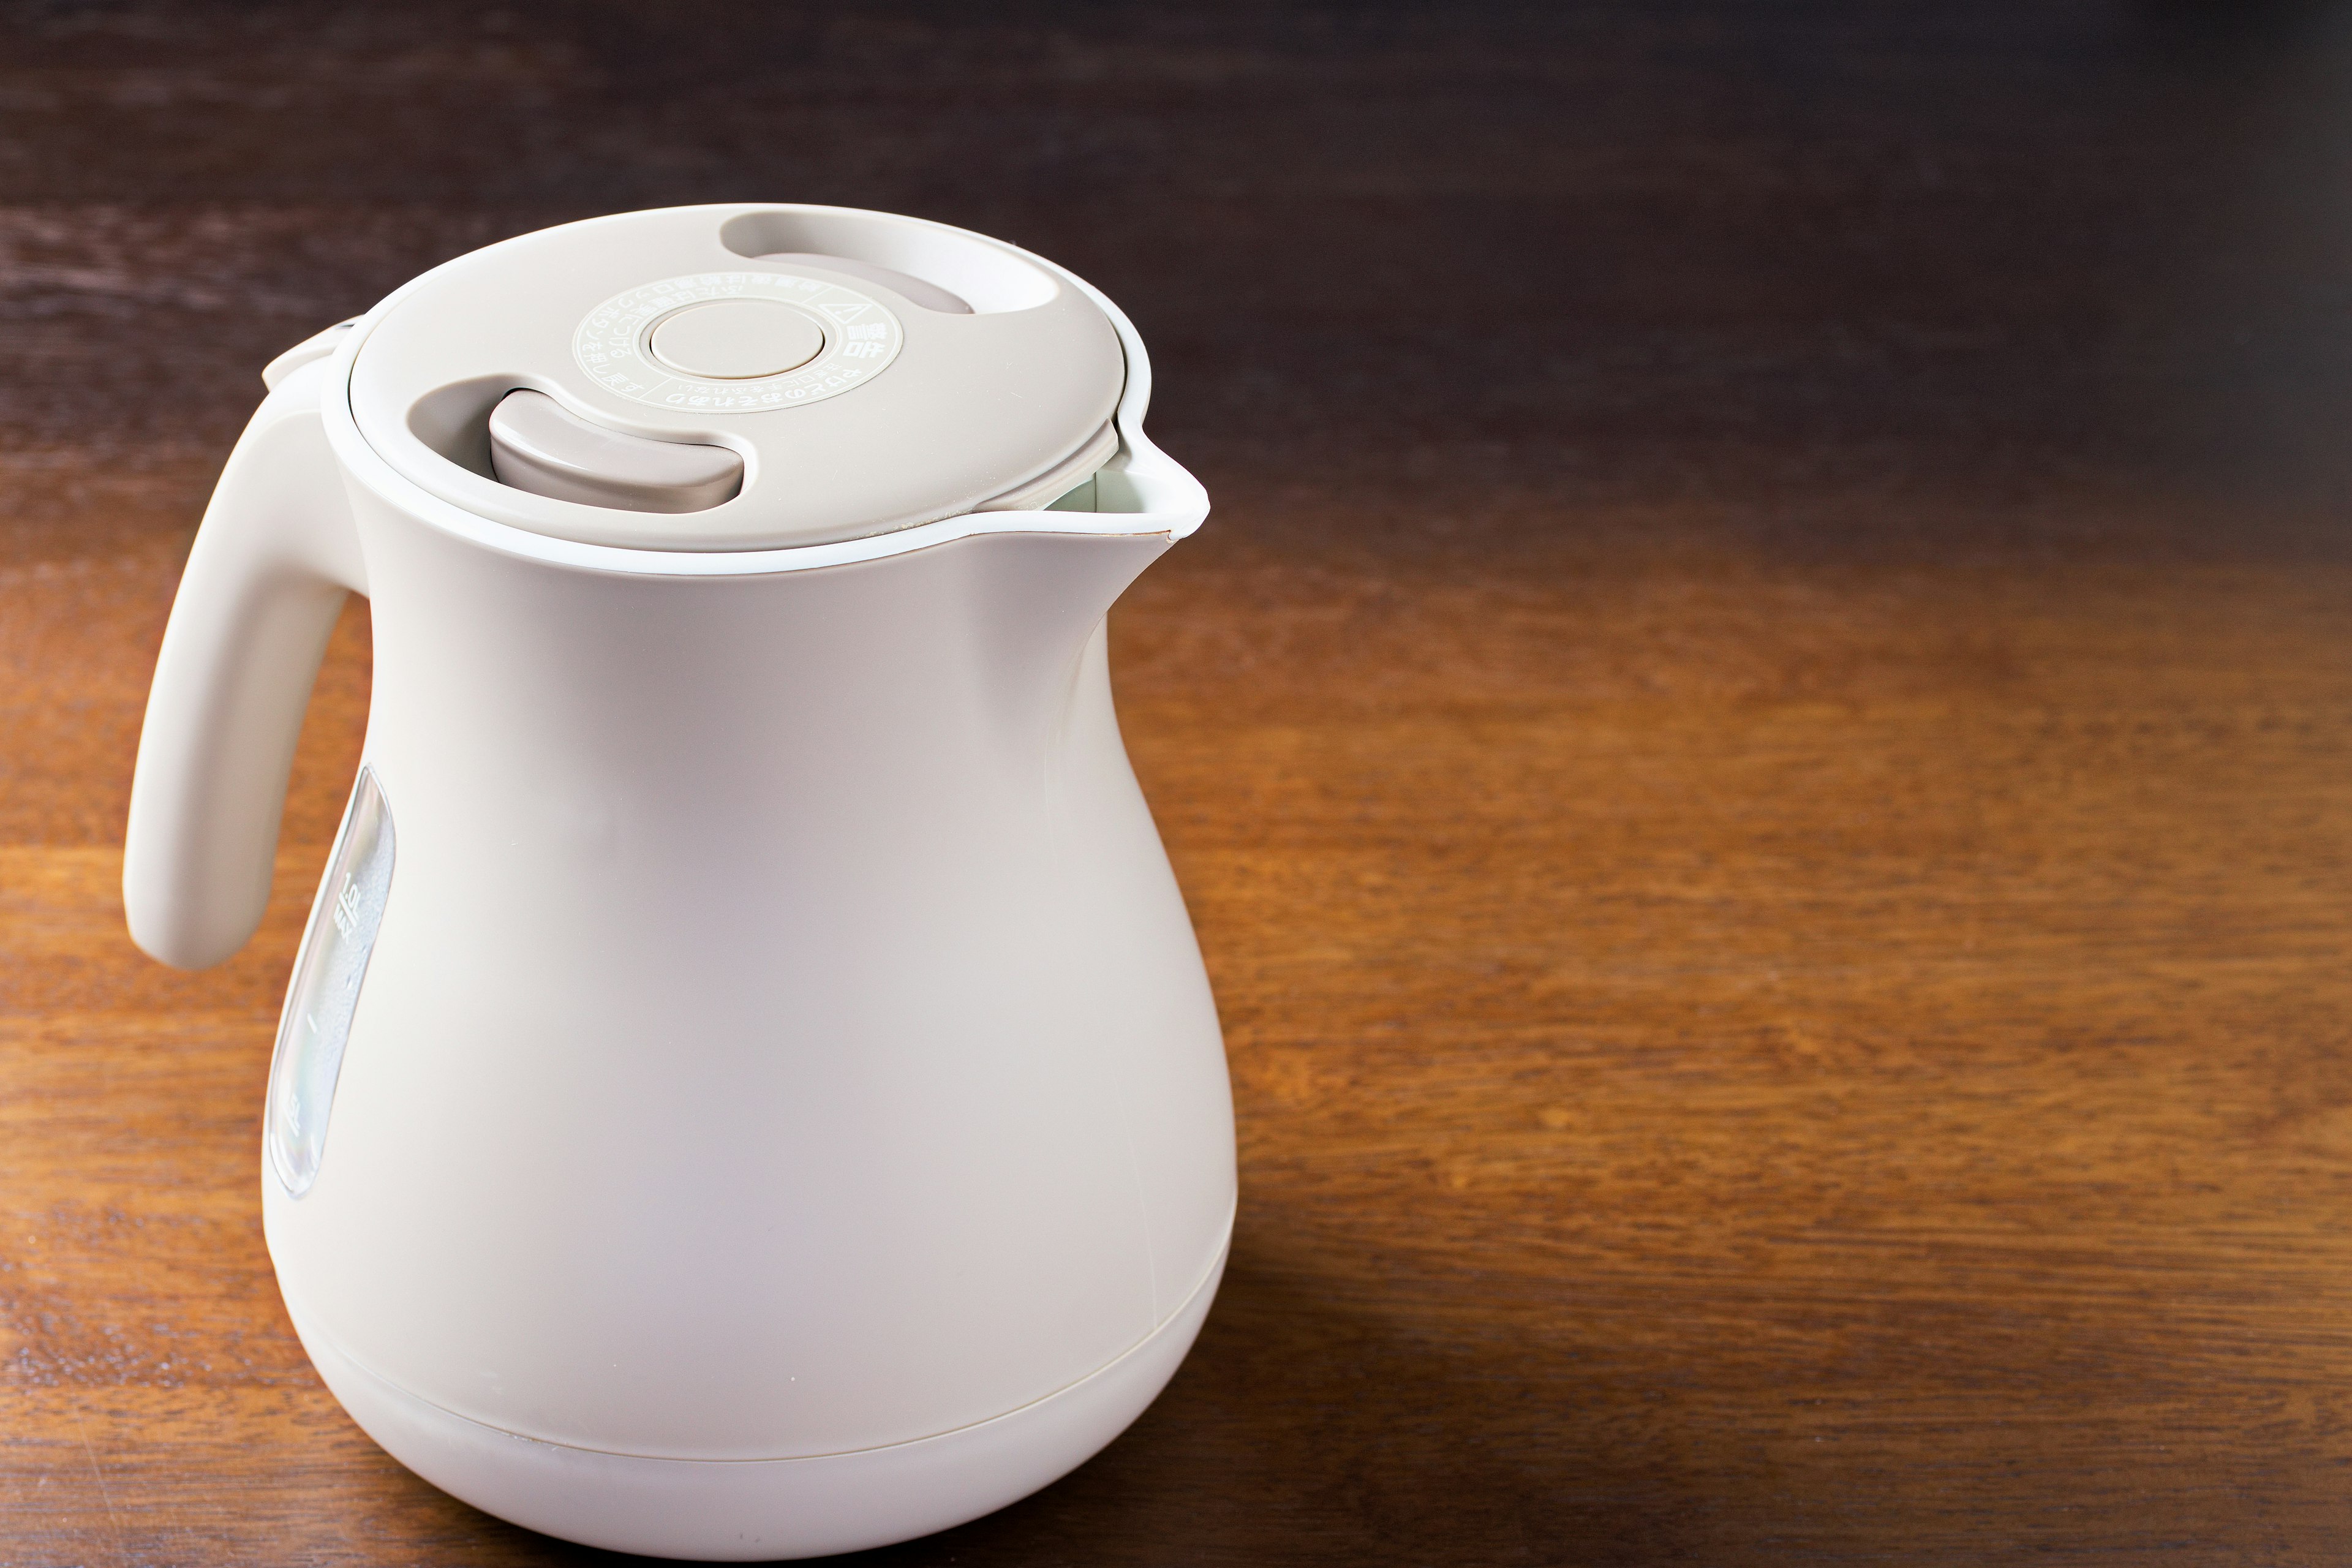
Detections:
318,206,1208,578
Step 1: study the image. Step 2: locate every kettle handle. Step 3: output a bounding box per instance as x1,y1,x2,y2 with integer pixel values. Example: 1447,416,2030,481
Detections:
123,353,368,969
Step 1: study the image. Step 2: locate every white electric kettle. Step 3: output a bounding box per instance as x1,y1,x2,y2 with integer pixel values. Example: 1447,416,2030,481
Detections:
122,205,1235,1561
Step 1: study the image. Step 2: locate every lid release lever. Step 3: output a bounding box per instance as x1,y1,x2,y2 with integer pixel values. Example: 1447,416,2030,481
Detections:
486,390,743,514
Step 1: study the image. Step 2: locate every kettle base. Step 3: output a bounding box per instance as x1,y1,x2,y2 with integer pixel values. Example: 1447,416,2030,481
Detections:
283,1246,1226,1562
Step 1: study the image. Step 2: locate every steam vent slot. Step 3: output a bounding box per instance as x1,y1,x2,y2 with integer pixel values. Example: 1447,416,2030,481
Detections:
756,253,973,314
717,208,1055,313
487,390,742,513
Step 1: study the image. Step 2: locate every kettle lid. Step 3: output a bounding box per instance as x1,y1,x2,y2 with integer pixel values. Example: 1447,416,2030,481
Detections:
345,206,1126,551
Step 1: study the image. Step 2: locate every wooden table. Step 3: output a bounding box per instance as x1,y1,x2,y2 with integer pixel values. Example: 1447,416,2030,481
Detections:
7,2,2352,1561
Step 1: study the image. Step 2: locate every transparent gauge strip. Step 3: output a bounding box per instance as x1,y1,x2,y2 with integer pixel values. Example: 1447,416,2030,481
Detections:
266,767,395,1197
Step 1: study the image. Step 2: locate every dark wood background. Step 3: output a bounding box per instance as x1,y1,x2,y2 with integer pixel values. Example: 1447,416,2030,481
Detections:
7,1,2352,1562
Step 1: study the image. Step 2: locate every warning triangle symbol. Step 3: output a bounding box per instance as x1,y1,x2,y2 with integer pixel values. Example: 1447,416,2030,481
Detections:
818,301,872,324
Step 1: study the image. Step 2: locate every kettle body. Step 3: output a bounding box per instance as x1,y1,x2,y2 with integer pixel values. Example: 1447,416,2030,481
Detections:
122,207,1234,1559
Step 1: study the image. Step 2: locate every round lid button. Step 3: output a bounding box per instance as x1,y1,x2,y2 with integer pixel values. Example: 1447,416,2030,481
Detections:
649,299,826,380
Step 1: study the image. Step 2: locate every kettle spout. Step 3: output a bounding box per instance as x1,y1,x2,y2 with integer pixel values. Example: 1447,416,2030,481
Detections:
952,529,1174,747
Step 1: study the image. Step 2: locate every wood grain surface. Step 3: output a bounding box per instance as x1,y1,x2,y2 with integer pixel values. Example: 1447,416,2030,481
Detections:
7,2,2352,1562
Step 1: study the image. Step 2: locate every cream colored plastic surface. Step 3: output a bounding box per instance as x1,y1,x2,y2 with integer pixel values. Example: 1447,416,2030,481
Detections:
121,206,1229,1561
288,1245,1226,1560
351,205,1125,549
